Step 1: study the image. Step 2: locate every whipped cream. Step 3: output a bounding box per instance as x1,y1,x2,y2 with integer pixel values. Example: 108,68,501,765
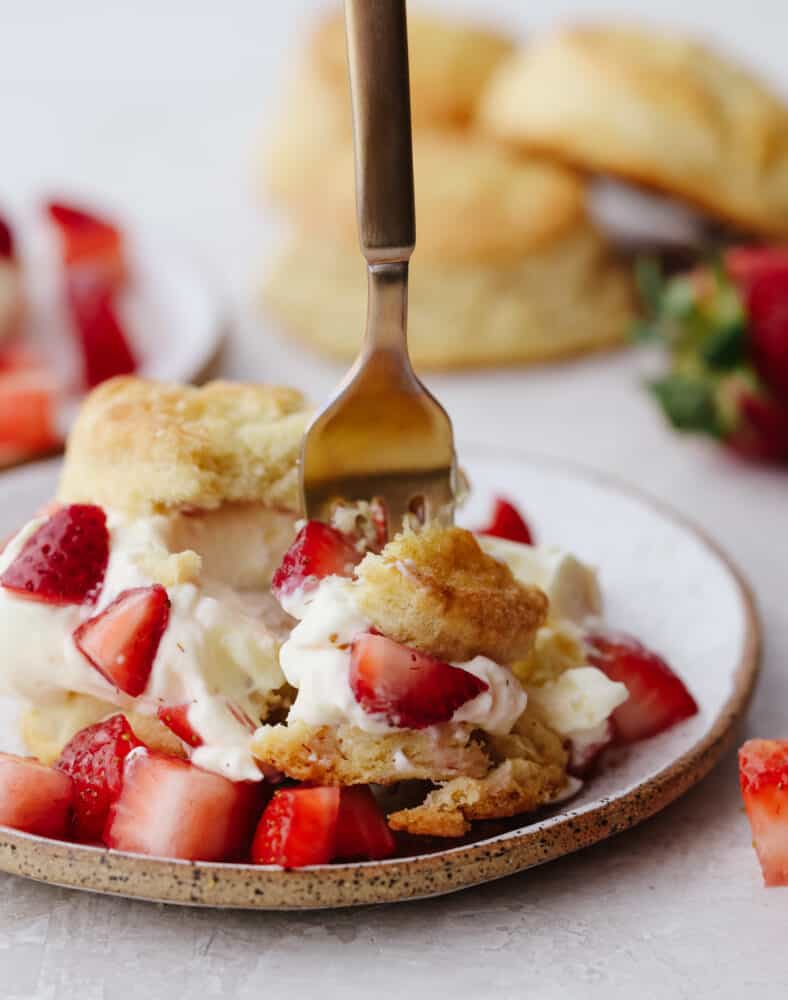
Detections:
526,667,628,747
0,508,290,781
279,576,527,736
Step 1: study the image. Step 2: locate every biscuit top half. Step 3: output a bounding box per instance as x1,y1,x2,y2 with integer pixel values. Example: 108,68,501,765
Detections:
480,24,788,238
355,525,548,666
57,377,310,516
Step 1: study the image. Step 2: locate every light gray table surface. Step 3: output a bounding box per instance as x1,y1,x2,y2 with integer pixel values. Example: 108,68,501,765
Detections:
1,2,787,997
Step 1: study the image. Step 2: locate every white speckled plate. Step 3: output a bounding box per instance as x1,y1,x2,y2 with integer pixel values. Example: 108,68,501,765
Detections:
0,449,759,909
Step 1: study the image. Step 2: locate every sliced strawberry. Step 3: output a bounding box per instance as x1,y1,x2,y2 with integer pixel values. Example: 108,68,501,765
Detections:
350,632,489,729
55,714,143,842
0,503,108,605
743,270,788,401
105,748,263,860
335,786,395,861
739,739,788,886
47,200,124,278
74,585,170,697
0,752,73,838
478,497,533,544
272,521,362,601
157,704,202,748
251,786,340,868
725,390,788,463
586,633,698,744
726,246,788,291
0,367,61,465
66,277,137,389
0,215,15,260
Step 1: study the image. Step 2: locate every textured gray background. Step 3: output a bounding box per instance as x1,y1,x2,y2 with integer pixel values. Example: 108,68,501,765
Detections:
1,2,787,997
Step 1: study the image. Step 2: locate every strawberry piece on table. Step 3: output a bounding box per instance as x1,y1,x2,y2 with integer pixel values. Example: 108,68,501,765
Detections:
272,520,362,601
105,748,263,861
743,268,788,401
350,632,489,729
739,739,788,887
0,752,73,838
251,786,340,868
478,497,533,545
0,503,108,605
55,714,143,842
335,786,395,861
157,704,202,748
725,389,788,463
74,585,170,697
586,633,698,744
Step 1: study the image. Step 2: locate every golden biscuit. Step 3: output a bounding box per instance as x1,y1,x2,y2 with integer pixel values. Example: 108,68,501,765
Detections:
58,377,310,516
388,703,569,836
250,720,490,785
355,526,547,665
262,222,633,369
480,25,788,238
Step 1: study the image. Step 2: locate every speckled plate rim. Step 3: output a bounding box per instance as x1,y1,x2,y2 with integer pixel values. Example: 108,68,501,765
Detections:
0,451,761,910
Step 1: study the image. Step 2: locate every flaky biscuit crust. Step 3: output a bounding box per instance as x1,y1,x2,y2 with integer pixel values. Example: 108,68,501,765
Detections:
480,25,788,238
250,721,490,785
58,377,310,516
262,223,633,370
355,526,548,665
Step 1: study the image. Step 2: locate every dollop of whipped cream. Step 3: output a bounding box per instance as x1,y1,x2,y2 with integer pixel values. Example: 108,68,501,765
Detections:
0,508,290,781
279,576,527,736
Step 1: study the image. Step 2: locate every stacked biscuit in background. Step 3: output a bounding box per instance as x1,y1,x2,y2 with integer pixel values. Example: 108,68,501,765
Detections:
259,11,788,371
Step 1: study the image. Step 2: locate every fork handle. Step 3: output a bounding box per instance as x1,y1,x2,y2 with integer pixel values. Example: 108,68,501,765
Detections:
344,0,416,264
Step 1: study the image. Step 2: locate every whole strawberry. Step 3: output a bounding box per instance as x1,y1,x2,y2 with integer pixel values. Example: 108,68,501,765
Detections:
636,250,788,466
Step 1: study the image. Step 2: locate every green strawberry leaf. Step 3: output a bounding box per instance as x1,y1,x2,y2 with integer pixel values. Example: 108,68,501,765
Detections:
701,320,746,370
650,374,722,437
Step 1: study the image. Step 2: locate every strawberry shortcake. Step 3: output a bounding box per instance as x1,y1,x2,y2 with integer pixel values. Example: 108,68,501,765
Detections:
0,376,699,866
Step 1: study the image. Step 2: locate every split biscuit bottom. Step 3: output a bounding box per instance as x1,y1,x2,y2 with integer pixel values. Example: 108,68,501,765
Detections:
251,703,569,838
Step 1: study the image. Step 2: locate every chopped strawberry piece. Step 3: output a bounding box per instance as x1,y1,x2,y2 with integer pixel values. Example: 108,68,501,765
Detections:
586,633,698,744
251,786,340,868
65,278,137,389
157,704,202,748
0,215,15,260
55,714,143,842
335,786,395,861
0,367,61,465
743,270,788,401
0,504,108,605
0,752,73,838
46,200,124,277
105,748,263,861
478,497,533,544
725,390,788,463
272,521,362,601
739,739,788,886
350,632,489,729
74,585,170,697
726,246,788,291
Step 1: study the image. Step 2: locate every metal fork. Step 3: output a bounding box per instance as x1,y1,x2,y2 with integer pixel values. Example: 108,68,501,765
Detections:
300,0,457,538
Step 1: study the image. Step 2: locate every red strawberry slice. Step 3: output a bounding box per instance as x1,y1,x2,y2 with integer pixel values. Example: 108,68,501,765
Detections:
104,748,264,860
726,246,788,291
744,270,788,401
335,786,395,861
478,497,533,544
55,714,143,842
157,704,202,748
739,739,788,886
1,503,108,605
0,367,62,466
725,390,788,463
0,752,73,838
47,200,124,278
251,786,340,868
350,632,489,729
65,278,137,389
74,585,170,697
0,215,15,260
272,521,362,601
586,633,698,744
